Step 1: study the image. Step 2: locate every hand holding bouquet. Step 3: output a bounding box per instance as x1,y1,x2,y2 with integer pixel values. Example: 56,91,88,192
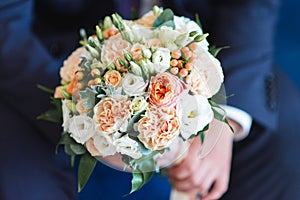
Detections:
40,6,230,197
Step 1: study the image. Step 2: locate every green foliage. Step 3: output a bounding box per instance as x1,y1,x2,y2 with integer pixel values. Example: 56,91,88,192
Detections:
153,9,175,29
78,153,97,192
37,96,62,123
78,87,96,110
209,100,234,133
209,45,230,57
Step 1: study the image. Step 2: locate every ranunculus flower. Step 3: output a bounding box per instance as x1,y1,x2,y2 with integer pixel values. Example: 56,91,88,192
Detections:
60,47,88,82
68,115,95,144
137,106,180,151
187,46,224,98
148,72,185,107
104,70,122,87
122,73,148,96
93,95,133,134
179,94,214,139
86,132,117,157
101,34,131,65
114,134,142,159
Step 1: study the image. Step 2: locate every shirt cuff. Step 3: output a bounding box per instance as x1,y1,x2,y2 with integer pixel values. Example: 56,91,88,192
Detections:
221,105,253,142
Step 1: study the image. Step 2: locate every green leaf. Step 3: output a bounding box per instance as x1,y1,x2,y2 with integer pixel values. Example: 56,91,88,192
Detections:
78,87,96,110
37,109,62,123
129,169,154,194
78,153,97,192
70,144,87,155
127,110,145,137
209,100,234,133
37,84,54,94
208,45,230,57
56,133,77,153
195,13,203,29
153,9,175,29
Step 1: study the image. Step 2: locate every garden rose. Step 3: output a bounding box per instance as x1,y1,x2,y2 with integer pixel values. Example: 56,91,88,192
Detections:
68,115,95,144
137,106,180,151
60,47,87,82
187,46,224,98
104,70,122,87
86,133,117,157
122,73,148,96
93,95,133,134
148,72,185,107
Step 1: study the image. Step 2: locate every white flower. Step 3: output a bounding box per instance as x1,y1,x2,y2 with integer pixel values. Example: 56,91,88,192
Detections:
174,16,209,51
68,115,95,144
152,47,171,73
154,26,180,50
179,94,214,139
188,45,224,98
129,61,143,76
62,99,71,132
122,73,148,96
114,134,142,159
86,132,117,157
132,96,148,114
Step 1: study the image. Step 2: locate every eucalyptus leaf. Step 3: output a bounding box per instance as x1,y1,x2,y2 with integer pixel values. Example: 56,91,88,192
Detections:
78,153,97,192
78,87,96,110
153,9,175,29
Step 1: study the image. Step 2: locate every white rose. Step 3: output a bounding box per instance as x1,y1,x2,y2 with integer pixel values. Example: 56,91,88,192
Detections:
86,132,117,157
114,134,142,159
154,27,180,51
68,115,95,144
174,16,209,50
132,96,148,114
186,46,224,98
152,47,171,72
122,73,148,96
179,94,214,139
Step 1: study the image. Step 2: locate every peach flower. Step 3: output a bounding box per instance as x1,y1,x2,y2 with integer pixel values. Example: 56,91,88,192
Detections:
130,43,145,61
93,95,133,134
76,100,90,115
101,34,131,66
135,11,157,28
104,70,122,87
60,47,87,82
86,133,117,157
137,106,180,151
148,72,185,107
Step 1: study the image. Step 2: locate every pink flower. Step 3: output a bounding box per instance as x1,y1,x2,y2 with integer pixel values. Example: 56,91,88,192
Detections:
93,96,133,134
137,106,180,151
148,72,185,107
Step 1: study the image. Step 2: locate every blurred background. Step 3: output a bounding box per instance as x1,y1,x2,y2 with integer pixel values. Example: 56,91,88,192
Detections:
275,0,300,89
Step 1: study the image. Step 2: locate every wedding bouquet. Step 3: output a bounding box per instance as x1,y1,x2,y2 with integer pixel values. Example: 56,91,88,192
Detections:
39,6,230,195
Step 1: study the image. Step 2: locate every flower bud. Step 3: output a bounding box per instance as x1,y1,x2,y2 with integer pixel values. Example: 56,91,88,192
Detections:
66,100,78,114
85,45,99,58
130,61,142,76
103,16,113,30
123,50,133,62
194,33,209,42
142,49,152,59
96,25,104,42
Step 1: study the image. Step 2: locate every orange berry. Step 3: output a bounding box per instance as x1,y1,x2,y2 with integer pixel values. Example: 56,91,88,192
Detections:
179,68,188,77
108,29,115,37
185,62,193,70
170,59,178,67
170,67,179,75
189,42,198,51
181,47,192,59
177,60,183,68
171,50,181,59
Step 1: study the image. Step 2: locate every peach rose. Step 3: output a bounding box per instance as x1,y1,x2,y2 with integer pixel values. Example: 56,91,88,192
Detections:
93,95,133,134
104,70,122,87
137,106,180,151
135,11,157,28
148,72,185,107
101,34,131,66
130,43,145,61
60,47,87,82
86,133,117,157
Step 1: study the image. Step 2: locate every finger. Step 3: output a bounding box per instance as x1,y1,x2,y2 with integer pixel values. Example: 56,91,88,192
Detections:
196,168,218,195
201,174,229,200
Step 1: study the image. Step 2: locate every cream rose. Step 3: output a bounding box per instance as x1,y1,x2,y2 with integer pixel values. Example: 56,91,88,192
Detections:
114,134,142,159
137,106,180,151
104,70,122,87
179,94,214,139
148,72,185,107
93,95,133,134
68,115,95,144
86,133,117,157
187,46,224,98
60,47,88,82
152,47,171,73
122,73,148,96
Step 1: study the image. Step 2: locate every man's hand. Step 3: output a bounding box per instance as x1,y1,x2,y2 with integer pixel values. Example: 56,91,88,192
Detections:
168,119,238,200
